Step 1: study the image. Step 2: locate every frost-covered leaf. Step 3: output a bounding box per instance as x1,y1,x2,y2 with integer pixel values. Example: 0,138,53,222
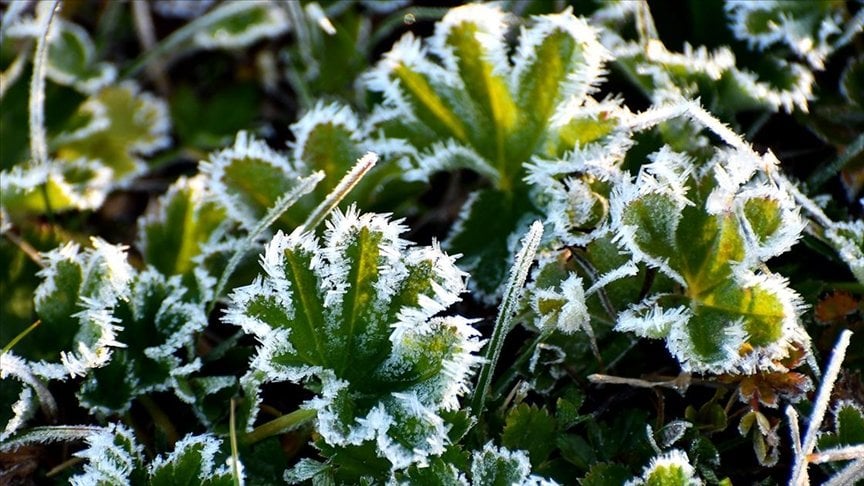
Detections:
470,442,555,486
365,3,618,298
148,434,234,485
818,401,864,450
726,0,853,70
290,102,418,213
78,268,206,415
825,220,864,285
611,147,809,374
193,0,288,50
53,82,171,184
627,449,702,486
0,354,43,441
224,207,482,470
4,14,114,94
138,175,229,301
201,131,319,230
69,425,236,486
70,423,147,485
501,404,558,467
16,239,132,379
593,3,816,114
0,159,113,214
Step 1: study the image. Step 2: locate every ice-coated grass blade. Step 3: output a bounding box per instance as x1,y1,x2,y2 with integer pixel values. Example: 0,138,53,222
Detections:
295,152,378,235
470,220,543,417
208,171,324,313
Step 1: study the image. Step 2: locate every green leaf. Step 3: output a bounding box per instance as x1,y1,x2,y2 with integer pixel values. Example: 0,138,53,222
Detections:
818,402,864,449
614,149,807,373
54,83,170,182
501,404,558,466
45,21,116,94
470,442,534,486
366,4,616,296
581,462,632,486
149,434,233,486
192,1,288,49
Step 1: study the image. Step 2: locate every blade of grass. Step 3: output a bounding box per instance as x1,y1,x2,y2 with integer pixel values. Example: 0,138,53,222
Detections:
2,320,41,354
241,408,316,446
294,152,378,235
807,133,864,191
121,1,257,79
470,220,543,417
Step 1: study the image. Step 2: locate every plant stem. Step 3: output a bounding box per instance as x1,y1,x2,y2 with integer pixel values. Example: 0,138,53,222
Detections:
241,408,317,446
470,220,543,418
29,0,60,168
138,395,179,447
230,398,241,486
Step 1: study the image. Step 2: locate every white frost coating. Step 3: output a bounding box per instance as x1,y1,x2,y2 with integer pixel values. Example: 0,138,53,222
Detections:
430,3,511,77
625,449,702,486
532,274,589,335
193,0,289,49
289,101,365,163
824,220,864,285
585,260,640,296
616,301,692,340
0,353,46,441
511,7,610,105
201,131,302,229
70,424,145,486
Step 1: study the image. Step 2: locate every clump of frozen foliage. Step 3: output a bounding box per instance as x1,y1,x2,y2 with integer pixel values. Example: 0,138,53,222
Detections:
1,1,862,485
224,206,483,473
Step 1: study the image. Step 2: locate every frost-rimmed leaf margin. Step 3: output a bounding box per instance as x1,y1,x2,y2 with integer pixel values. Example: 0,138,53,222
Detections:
28,238,133,379
224,206,483,471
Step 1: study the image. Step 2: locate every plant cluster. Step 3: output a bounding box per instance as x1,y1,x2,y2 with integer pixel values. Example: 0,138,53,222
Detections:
1,1,863,485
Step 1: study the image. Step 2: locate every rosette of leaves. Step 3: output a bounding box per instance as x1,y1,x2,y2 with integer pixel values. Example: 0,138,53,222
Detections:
77,268,207,415
69,424,235,485
364,3,616,300
4,238,133,380
609,146,810,374
591,2,815,116
223,207,483,473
